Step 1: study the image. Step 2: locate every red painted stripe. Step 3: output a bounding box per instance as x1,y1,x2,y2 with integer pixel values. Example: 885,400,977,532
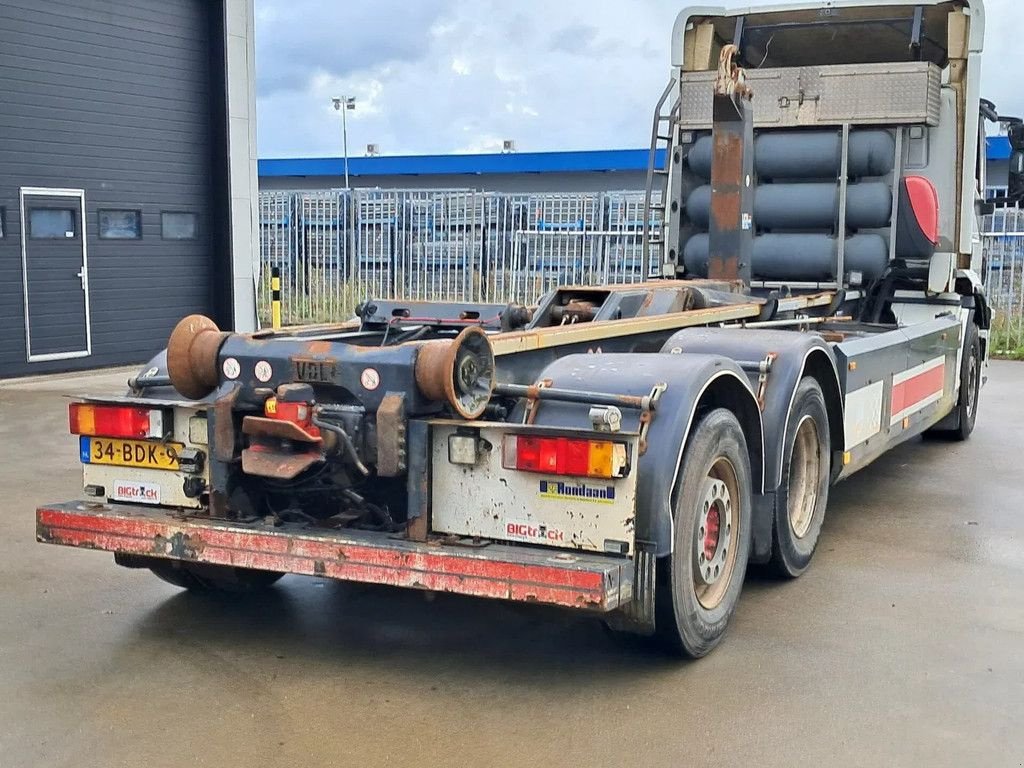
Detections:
36,506,617,610
891,363,944,418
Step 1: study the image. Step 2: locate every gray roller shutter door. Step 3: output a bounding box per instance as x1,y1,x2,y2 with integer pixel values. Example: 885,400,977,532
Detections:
0,0,220,378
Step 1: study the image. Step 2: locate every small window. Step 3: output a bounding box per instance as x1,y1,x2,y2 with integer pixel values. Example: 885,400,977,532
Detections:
161,211,198,240
0,207,5,238
98,209,142,239
29,208,76,239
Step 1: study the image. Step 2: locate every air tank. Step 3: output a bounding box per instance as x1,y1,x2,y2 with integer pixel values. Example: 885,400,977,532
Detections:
682,233,889,281
687,130,896,180
686,182,893,230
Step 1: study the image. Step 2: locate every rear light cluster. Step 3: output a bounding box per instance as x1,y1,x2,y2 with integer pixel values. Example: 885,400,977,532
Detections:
69,403,168,439
502,435,629,479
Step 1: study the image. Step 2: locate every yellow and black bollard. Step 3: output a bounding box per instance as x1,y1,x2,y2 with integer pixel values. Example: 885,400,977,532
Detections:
270,266,282,329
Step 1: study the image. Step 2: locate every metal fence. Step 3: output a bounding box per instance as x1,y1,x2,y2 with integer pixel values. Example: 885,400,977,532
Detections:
257,189,662,325
982,205,1024,353
258,190,1024,353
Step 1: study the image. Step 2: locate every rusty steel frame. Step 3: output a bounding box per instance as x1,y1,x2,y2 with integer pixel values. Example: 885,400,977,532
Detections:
36,502,633,611
707,44,755,285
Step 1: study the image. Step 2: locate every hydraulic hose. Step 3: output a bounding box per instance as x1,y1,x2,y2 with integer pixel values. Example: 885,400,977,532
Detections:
312,415,370,476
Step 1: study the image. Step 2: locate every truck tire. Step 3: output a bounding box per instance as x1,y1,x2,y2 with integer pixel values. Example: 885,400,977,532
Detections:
767,377,831,578
654,408,752,658
928,323,981,441
146,559,283,592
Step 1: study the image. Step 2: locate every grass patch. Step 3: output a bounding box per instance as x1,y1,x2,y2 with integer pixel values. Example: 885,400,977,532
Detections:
990,313,1024,360
257,268,370,326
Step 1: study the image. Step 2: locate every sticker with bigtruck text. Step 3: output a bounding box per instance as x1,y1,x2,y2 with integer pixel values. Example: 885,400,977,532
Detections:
111,481,161,505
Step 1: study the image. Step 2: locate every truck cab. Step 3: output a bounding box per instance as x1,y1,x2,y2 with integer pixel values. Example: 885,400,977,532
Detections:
649,0,991,335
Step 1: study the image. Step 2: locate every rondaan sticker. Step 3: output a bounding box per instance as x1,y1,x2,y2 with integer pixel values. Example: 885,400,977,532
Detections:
111,481,161,505
538,479,615,504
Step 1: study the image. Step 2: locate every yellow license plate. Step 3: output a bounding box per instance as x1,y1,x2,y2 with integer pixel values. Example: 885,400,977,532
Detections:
80,437,183,470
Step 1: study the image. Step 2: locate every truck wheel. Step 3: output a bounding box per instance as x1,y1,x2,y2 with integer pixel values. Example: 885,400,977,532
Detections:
951,323,981,440
925,323,981,441
146,559,283,592
655,408,752,658
768,377,831,578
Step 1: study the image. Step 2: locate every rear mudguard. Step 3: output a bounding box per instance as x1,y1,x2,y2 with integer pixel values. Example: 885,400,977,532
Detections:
529,353,764,557
660,328,845,487
660,328,844,561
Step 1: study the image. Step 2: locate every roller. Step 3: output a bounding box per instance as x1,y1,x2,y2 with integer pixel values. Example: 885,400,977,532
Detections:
687,130,896,180
686,181,893,230
167,314,230,400
682,233,889,281
415,326,495,419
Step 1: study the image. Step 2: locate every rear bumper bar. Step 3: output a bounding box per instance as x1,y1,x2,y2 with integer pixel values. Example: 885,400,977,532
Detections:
36,502,633,612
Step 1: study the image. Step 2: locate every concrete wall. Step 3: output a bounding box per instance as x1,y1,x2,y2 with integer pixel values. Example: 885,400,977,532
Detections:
225,0,260,332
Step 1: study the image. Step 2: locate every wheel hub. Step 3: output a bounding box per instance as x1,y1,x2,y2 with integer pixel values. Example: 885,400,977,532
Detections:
696,478,731,587
788,415,820,539
967,353,978,412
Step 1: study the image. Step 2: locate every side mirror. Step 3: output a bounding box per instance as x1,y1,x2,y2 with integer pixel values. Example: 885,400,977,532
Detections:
1008,153,1024,205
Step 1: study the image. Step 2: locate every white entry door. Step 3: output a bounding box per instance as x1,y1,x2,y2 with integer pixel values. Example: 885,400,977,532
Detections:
20,187,92,362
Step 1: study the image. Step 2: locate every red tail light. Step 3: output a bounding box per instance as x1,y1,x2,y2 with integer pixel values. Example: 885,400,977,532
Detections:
502,434,628,479
69,403,168,439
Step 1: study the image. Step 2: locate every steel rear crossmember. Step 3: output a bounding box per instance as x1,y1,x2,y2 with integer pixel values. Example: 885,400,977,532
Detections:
35,502,634,611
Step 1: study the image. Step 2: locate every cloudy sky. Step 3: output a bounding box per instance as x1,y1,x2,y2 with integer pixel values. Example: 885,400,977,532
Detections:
254,0,1022,159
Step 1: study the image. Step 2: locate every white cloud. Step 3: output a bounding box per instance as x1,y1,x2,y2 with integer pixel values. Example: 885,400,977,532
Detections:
255,0,1024,158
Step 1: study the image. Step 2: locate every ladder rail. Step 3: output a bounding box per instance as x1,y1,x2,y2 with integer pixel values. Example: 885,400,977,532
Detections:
642,77,678,278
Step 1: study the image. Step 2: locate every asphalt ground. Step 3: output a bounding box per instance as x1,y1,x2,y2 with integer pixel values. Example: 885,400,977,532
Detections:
1,362,1021,767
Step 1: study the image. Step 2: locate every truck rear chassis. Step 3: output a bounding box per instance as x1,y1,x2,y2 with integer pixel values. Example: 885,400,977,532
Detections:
37,502,632,611
33,3,991,657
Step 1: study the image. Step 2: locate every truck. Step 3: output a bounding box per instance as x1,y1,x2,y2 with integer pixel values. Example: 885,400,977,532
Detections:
38,0,999,657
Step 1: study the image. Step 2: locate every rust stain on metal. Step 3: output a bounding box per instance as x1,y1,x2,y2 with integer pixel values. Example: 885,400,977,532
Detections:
209,489,230,518
406,509,428,542
166,314,229,400
376,393,407,477
638,410,652,455
415,326,494,419
489,298,763,356
303,340,333,355
212,386,241,462
550,300,597,324
710,132,743,231
152,531,203,560
755,352,778,411
241,447,321,480
37,502,622,611
414,338,457,402
242,415,322,444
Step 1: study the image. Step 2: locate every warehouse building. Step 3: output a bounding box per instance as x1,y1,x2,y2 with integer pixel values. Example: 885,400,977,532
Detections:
258,149,660,193
0,0,258,378
259,139,1012,197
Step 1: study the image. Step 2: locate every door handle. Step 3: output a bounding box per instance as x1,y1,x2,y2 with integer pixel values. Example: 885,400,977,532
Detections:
76,267,87,290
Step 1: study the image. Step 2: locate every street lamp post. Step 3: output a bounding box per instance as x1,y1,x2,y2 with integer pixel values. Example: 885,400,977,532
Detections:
331,96,356,188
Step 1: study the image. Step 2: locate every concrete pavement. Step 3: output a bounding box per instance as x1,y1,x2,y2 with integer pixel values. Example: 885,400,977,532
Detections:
1,363,1021,767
